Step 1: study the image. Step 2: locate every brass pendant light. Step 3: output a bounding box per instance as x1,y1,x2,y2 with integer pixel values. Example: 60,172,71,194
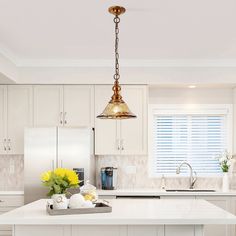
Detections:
97,6,137,119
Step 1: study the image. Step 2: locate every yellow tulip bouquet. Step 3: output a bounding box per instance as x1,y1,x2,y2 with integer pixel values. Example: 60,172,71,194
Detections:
41,168,79,196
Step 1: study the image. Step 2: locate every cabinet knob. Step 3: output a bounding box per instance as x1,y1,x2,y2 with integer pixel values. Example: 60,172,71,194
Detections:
120,139,124,150
7,139,11,151
3,139,7,151
116,139,120,150
60,112,63,125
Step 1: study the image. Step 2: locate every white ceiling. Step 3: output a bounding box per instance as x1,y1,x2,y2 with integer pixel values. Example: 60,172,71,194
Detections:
1,0,236,85
1,0,236,61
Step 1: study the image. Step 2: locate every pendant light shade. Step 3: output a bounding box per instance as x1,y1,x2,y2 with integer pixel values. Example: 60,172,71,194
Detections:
97,6,137,120
97,81,136,119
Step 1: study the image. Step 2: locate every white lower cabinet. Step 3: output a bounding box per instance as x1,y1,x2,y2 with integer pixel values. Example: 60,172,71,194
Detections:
0,195,24,236
229,197,236,236
15,225,200,236
72,226,127,236
128,226,164,236
15,226,66,236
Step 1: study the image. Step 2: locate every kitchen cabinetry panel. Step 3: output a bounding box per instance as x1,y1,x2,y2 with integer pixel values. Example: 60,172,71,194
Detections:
72,226,127,236
0,195,24,236
230,197,236,236
120,85,147,155
63,85,94,127
0,86,6,154
165,226,195,236
0,86,32,154
7,86,32,154
128,226,164,236
15,226,66,236
33,86,63,127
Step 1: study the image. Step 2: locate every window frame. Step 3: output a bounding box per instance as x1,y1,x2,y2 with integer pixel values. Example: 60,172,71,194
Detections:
148,104,233,178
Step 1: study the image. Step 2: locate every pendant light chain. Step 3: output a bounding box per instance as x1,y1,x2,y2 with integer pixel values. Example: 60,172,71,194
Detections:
96,6,137,119
114,15,120,81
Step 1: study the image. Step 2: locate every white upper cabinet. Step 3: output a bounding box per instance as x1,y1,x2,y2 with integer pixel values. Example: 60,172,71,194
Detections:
119,85,147,155
0,85,32,155
0,86,7,154
63,86,94,127
33,85,94,128
7,86,33,154
94,85,147,155
33,86,63,127
95,86,120,155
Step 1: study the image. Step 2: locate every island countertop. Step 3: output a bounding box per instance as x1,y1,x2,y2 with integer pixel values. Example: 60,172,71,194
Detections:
0,199,236,225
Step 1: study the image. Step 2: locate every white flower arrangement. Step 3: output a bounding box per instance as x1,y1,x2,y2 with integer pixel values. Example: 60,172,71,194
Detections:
216,150,233,172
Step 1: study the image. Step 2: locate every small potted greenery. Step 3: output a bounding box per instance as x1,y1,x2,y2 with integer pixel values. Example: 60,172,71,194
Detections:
216,150,233,192
41,168,79,209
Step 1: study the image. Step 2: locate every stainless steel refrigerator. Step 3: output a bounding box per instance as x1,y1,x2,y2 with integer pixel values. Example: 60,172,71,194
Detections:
24,127,95,204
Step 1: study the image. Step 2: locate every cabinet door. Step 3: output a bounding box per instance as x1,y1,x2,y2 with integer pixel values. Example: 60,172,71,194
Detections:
120,85,147,155
0,86,7,154
7,86,32,154
72,226,127,236
33,86,63,127
196,196,231,236
94,86,120,155
230,197,236,236
63,85,94,127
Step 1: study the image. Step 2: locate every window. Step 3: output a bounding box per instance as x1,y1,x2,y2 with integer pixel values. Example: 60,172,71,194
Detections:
148,105,232,177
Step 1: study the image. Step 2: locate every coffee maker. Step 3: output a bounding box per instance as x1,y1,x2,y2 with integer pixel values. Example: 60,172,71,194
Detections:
101,167,118,190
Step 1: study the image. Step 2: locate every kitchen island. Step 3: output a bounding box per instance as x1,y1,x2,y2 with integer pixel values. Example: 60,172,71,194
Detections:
0,199,236,236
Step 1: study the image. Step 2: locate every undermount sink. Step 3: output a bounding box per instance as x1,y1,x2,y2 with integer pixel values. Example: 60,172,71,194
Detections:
166,189,216,192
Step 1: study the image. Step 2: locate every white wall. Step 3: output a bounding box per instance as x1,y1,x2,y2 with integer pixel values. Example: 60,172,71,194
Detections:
149,87,233,104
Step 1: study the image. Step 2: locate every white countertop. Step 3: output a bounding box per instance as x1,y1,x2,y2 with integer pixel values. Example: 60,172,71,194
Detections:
0,199,236,225
97,188,236,196
0,191,24,195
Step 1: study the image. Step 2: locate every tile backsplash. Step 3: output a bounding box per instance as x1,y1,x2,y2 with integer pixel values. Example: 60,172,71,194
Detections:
96,155,227,190
1,154,235,191
0,155,24,191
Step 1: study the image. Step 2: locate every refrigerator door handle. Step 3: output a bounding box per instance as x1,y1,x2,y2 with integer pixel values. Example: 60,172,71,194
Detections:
52,160,54,170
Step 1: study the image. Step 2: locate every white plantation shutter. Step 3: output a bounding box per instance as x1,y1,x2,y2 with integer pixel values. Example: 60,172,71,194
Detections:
149,105,231,176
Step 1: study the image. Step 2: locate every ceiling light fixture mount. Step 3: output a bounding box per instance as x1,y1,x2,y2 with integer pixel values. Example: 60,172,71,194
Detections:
97,6,137,119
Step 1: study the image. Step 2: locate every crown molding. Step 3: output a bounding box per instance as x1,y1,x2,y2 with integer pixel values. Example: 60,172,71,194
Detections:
16,58,236,68
1,43,236,68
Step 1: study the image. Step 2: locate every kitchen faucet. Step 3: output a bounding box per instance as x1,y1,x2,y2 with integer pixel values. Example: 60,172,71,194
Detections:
176,162,197,189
